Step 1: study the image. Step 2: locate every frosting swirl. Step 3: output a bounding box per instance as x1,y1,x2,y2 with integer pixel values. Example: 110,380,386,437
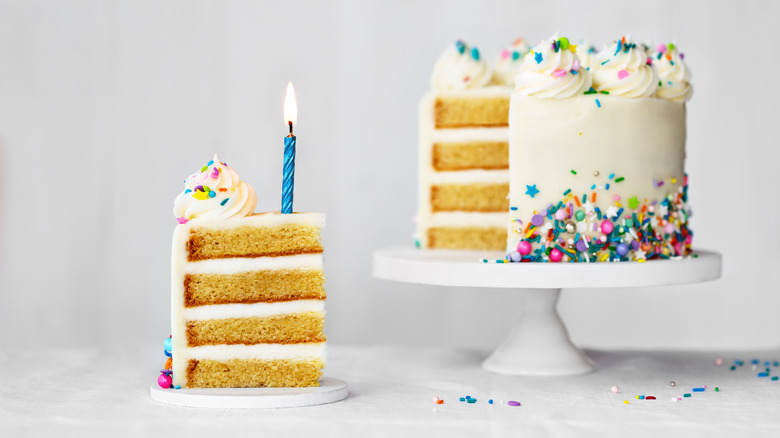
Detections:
654,43,693,102
491,37,531,86
577,41,600,72
173,154,257,222
430,40,492,91
514,34,592,99
592,36,658,98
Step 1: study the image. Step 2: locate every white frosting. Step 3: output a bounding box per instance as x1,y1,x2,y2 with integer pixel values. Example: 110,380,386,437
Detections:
506,94,686,253
429,169,508,184
183,300,325,321
592,37,658,98
492,38,531,86
173,154,257,221
184,254,322,275
187,343,326,361
431,127,509,143
428,212,507,227
171,212,326,387
654,44,693,102
431,40,492,92
577,41,599,71
515,34,592,99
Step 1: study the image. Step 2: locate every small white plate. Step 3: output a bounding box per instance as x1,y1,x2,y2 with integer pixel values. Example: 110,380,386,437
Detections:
149,377,348,409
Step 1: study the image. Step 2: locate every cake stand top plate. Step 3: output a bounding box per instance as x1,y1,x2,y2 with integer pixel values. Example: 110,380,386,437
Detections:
373,247,721,289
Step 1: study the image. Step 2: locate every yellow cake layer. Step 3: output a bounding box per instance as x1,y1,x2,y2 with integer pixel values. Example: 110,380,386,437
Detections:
186,358,323,388
427,227,506,250
184,269,326,307
434,96,510,128
432,141,509,171
186,312,326,346
187,224,323,261
431,183,509,212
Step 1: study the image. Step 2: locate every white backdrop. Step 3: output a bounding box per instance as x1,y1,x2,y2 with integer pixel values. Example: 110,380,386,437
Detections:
0,0,777,351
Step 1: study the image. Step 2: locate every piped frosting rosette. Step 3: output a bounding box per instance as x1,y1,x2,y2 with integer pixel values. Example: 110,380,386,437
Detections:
430,40,492,91
491,37,531,86
514,34,592,99
653,43,693,102
592,36,658,98
173,154,257,223
577,41,599,72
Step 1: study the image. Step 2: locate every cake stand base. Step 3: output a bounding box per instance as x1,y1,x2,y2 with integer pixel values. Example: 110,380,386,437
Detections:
482,288,593,376
149,377,349,409
373,247,721,376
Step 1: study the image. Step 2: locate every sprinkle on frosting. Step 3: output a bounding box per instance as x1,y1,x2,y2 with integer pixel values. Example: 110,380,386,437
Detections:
515,34,592,99
492,37,531,86
173,154,257,221
654,43,693,102
430,40,492,91
591,36,658,98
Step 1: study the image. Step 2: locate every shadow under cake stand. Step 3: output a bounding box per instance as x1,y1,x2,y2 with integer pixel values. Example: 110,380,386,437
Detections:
373,247,722,376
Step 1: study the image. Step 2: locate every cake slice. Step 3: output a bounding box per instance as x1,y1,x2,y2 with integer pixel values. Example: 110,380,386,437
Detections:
167,155,326,388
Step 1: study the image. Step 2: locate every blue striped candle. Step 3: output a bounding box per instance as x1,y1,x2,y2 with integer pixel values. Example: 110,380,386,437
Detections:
282,131,296,214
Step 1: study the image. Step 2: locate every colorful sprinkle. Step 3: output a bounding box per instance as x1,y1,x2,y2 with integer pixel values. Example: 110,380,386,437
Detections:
617,69,629,79
595,99,601,108
525,184,540,198
507,401,521,406
534,51,543,64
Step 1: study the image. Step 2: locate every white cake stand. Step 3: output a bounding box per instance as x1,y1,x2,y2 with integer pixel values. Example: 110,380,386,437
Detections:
373,247,722,376
149,377,349,409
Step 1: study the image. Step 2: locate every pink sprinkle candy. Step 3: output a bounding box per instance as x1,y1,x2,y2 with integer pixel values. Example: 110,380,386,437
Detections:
158,373,172,389
572,60,580,71
613,195,621,201
507,401,521,406
656,43,667,53
611,386,619,394
176,217,189,224
617,69,629,80
601,220,614,234
500,49,511,60
517,241,533,255
549,248,563,262
554,209,567,220
552,68,567,78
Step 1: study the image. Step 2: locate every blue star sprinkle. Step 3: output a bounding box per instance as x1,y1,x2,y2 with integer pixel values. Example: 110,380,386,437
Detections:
534,51,543,64
525,184,539,198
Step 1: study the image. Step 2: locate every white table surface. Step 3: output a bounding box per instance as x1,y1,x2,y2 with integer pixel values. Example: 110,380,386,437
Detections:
1,345,779,437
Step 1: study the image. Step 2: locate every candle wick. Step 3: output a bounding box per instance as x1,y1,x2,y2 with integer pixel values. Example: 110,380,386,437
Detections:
288,121,294,137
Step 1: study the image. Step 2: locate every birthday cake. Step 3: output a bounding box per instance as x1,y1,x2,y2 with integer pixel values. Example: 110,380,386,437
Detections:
416,40,513,250
160,155,326,388
506,35,693,263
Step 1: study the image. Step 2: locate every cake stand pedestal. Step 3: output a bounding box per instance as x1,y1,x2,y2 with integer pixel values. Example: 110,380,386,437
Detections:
149,378,348,409
373,247,722,376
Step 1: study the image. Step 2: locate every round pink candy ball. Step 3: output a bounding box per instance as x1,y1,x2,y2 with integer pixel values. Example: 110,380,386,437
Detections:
158,373,172,389
600,220,614,234
517,241,532,255
549,248,563,262
664,223,675,234
554,209,567,221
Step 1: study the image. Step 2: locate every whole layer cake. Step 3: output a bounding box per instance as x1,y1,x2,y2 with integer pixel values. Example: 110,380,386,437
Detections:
506,35,693,263
167,155,326,388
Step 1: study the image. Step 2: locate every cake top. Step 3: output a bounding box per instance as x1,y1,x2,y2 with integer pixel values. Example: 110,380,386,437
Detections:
591,36,658,98
653,43,693,102
491,38,531,86
430,40,492,91
173,154,257,223
427,35,692,101
514,34,592,99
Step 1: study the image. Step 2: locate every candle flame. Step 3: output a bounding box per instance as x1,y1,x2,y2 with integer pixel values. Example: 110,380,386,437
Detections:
284,82,297,126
